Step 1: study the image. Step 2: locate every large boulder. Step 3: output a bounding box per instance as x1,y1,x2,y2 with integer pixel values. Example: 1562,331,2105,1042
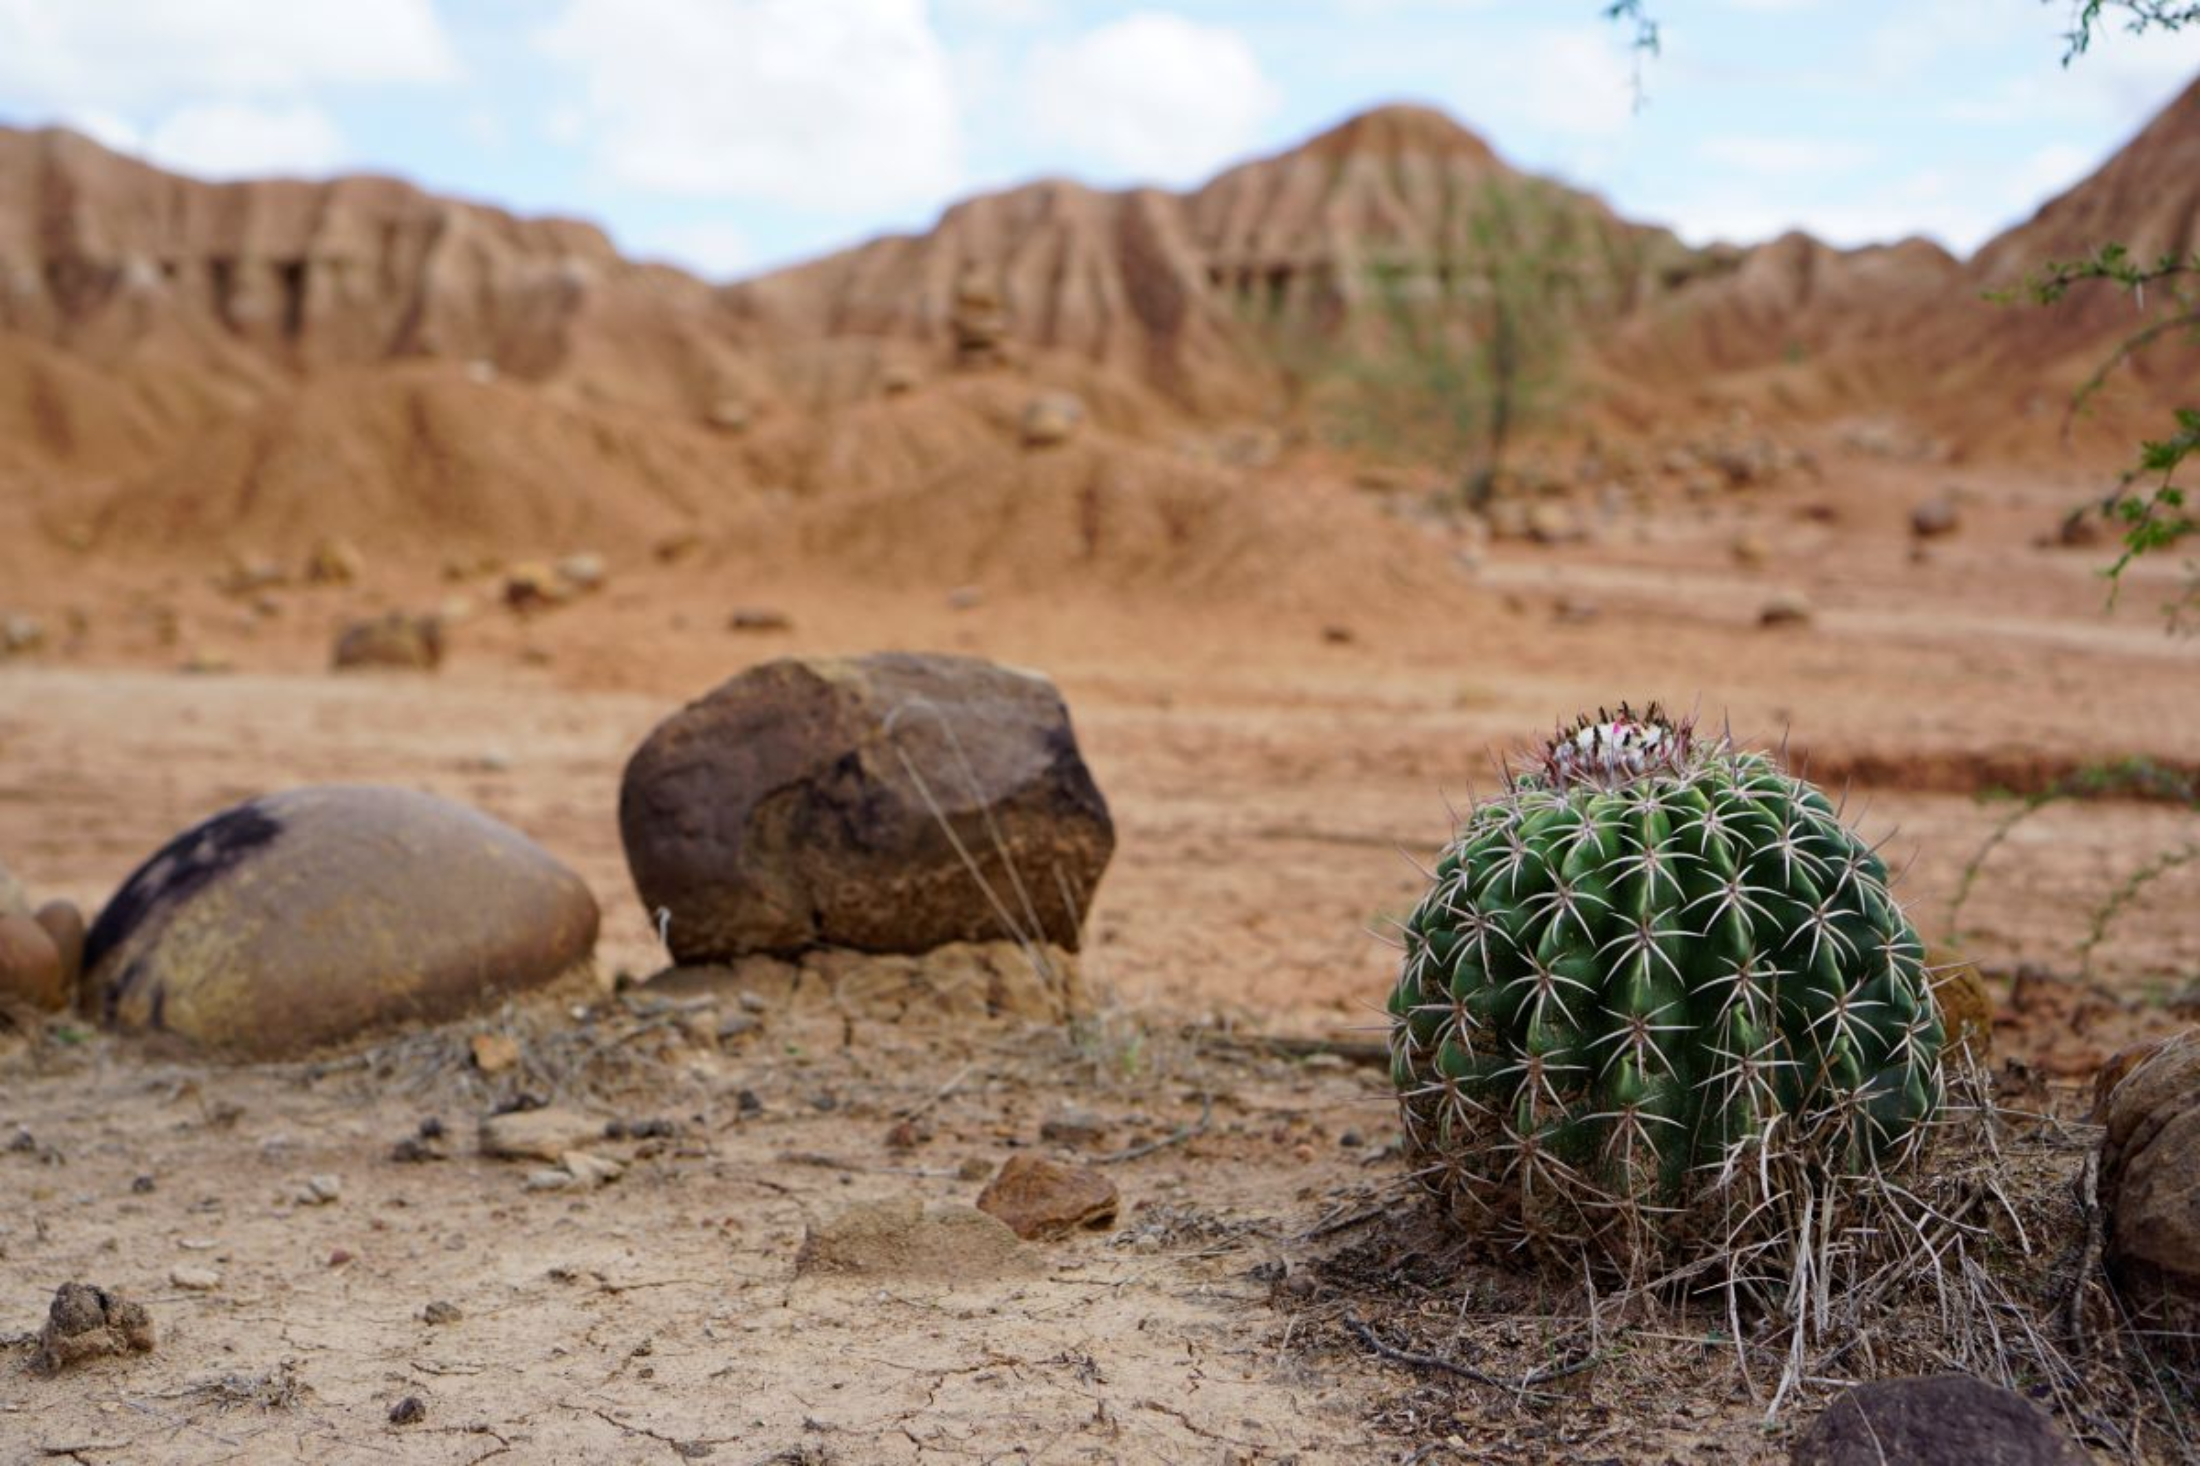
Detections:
620,653,1113,965
2098,1029,2200,1358
1791,1374,2085,1465
83,785,599,1057
0,912,67,1010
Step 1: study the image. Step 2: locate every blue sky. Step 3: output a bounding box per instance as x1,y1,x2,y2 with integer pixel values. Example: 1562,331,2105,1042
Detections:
2,1,2197,280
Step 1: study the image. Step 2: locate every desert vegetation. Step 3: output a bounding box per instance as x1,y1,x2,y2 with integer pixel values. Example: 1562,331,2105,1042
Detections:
1,8,2198,1463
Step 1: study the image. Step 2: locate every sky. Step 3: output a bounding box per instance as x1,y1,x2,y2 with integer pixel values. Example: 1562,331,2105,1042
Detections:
1,1,2197,281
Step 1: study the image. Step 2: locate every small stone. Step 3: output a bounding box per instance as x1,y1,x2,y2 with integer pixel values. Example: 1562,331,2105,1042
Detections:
736,1089,764,1116
1730,531,1770,567
1790,1374,2085,1465
389,1396,428,1426
332,612,444,672
0,612,46,655
1910,498,1961,538
523,1168,573,1192
170,1265,221,1291
502,563,569,613
707,399,752,434
304,537,365,586
1526,502,1583,544
1021,392,1084,447
956,1156,993,1182
716,1012,760,1042
132,1175,156,1194
422,1299,462,1326
32,1283,155,1375
1319,624,1355,646
1552,595,1600,625
727,607,793,634
479,1106,606,1162
975,1154,1119,1240
1038,1110,1109,1148
561,1151,625,1188
653,530,705,564
328,1248,353,1267
1757,591,1813,627
470,1032,521,1074
301,1173,341,1205
556,553,607,595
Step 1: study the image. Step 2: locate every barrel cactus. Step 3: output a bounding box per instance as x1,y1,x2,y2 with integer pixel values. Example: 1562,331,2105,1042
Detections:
1388,705,1945,1272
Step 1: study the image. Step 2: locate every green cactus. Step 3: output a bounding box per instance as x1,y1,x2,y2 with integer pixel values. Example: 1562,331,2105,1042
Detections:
1388,705,1944,1269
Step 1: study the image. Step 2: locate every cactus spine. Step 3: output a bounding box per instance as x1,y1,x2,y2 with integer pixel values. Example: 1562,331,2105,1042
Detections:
1388,706,1945,1270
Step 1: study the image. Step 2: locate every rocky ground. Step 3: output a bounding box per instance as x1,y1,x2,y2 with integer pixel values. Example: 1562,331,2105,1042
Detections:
1,445,2197,1461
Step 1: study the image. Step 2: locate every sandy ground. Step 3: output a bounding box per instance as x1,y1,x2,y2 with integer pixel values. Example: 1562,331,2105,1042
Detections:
1,448,2197,1461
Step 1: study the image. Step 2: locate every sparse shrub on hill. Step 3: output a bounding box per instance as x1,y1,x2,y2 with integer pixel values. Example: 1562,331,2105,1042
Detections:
1270,178,1612,512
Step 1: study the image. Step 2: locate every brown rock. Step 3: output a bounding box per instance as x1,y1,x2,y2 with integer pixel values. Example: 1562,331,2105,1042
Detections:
1910,498,1961,538
0,912,69,1010
1,613,46,656
502,562,570,613
975,1154,1119,1240
727,607,794,633
949,271,1009,367
1927,958,1993,1067
1020,391,1084,447
1758,591,1813,627
470,1031,521,1074
84,785,600,1057
479,1106,606,1162
214,555,286,597
331,612,445,671
2093,1035,2171,1123
619,653,1113,963
2098,1029,2200,1358
1525,501,1582,544
796,1199,1027,1278
304,536,365,585
32,1283,156,1376
34,900,85,1001
1790,1374,2085,1466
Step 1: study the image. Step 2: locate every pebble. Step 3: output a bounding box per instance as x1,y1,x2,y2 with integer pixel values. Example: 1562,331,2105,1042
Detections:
170,1265,221,1291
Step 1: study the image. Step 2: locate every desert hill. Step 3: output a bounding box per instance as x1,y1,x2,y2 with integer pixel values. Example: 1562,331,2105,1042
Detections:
3,81,2197,580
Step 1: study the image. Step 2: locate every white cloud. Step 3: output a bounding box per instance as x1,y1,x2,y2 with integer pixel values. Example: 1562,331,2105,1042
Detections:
1669,139,2113,256
1699,135,1874,174
143,101,346,179
537,0,963,214
1024,12,1279,184
642,220,754,280
63,108,144,153
0,0,456,112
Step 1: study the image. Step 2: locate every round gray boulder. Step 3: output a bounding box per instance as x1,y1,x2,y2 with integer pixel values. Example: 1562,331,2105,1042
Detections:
619,653,1113,964
84,785,599,1057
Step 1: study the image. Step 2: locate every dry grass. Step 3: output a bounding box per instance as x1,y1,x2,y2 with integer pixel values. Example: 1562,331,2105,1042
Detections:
1280,1061,2197,1462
